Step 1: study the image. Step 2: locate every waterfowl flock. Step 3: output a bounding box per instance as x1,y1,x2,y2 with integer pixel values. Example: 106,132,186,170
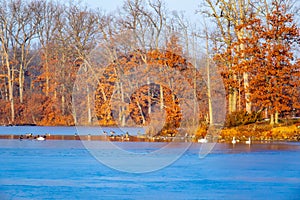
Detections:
231,136,251,144
19,133,47,141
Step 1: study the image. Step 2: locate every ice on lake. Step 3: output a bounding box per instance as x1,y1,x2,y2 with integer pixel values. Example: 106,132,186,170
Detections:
0,140,300,199
0,126,145,136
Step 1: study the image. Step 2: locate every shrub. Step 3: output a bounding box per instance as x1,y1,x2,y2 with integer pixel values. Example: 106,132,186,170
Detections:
225,110,262,127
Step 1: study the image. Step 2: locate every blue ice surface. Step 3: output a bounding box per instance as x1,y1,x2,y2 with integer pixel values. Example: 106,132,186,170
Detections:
0,126,145,136
0,140,300,200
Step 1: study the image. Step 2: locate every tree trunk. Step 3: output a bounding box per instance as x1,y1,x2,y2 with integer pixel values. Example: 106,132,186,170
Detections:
120,82,125,126
231,75,238,113
160,85,164,110
137,100,146,125
238,1,252,114
228,92,232,113
147,77,151,114
4,81,8,101
205,30,213,125
45,49,49,96
275,110,279,124
5,54,15,123
237,29,251,114
19,44,25,104
19,66,24,103
229,89,237,113
192,33,198,124
87,86,92,124
233,88,237,113
270,113,274,125
243,72,251,113
61,85,65,115
9,71,15,124
207,67,213,125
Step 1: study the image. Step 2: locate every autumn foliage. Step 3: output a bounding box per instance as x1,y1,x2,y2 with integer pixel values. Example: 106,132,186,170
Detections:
214,1,300,125
93,48,207,136
0,0,299,134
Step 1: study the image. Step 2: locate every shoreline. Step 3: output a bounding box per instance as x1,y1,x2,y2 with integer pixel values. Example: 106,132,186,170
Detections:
1,134,299,143
0,134,180,142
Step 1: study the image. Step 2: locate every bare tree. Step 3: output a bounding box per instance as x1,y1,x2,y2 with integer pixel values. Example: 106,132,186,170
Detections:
0,0,39,121
0,0,15,123
201,0,258,113
36,0,61,96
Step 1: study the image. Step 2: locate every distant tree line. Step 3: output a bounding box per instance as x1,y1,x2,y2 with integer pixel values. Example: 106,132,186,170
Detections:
0,0,299,131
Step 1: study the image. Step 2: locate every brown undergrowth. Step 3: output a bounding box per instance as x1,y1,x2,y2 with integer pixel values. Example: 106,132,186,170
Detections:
219,120,300,142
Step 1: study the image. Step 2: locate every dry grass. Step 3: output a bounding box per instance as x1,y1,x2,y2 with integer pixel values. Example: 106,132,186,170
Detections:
219,120,300,142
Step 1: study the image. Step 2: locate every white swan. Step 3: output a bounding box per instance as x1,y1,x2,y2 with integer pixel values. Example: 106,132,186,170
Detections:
198,138,208,143
245,137,251,144
232,137,236,144
36,136,45,141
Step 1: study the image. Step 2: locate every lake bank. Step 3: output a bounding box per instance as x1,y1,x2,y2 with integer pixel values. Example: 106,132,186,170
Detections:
1,120,300,143
1,132,300,143
219,123,300,142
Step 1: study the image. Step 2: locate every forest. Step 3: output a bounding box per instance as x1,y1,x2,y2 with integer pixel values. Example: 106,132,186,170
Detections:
0,0,299,137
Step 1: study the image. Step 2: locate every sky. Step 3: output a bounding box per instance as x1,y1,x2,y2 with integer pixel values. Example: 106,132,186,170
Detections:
84,0,200,22
84,0,199,12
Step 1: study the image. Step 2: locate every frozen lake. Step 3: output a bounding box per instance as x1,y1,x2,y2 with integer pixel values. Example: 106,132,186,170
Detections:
0,126,145,136
0,140,300,199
